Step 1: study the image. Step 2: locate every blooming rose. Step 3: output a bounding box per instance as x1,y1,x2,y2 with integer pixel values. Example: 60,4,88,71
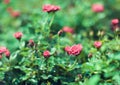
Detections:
94,41,102,48
28,39,35,47
43,50,50,58
14,32,23,40
65,44,83,56
92,4,104,13
42,4,60,13
62,26,74,34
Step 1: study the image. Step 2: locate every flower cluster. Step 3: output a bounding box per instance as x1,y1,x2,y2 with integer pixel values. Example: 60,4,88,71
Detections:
42,4,60,13
65,44,83,56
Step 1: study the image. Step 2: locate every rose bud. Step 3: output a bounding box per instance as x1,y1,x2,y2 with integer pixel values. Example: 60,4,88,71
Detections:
11,11,20,17
14,32,23,40
28,39,35,47
111,19,119,25
42,4,60,13
88,53,92,58
5,49,10,57
58,30,63,36
4,0,10,4
43,50,50,58
62,26,74,34
92,3,104,13
94,41,102,48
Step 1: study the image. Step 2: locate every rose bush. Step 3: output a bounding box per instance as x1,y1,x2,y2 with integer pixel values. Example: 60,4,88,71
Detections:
0,0,120,85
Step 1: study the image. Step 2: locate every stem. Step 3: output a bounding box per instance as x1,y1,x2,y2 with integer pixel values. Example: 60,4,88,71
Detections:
49,13,55,29
57,35,60,51
42,14,49,31
67,59,78,72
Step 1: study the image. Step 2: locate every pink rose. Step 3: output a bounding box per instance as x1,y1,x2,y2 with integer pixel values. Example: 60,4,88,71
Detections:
0,47,10,58
62,26,74,34
92,4,104,13
111,19,119,25
94,41,102,48
65,44,83,56
64,46,71,55
43,50,50,58
42,4,60,13
14,32,23,40
0,47,7,54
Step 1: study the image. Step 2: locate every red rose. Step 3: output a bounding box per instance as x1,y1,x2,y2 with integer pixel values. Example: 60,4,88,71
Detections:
28,39,35,47
62,26,74,34
42,4,60,13
14,32,23,40
94,41,102,48
65,44,83,56
92,4,104,13
4,0,10,4
43,50,50,58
